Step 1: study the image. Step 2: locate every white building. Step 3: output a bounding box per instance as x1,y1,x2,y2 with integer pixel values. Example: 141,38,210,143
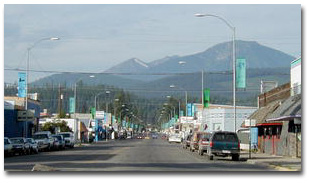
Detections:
291,57,301,96
202,104,257,132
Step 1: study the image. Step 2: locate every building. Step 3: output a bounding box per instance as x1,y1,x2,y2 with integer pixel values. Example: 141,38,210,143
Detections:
202,104,257,132
245,57,301,157
4,96,41,138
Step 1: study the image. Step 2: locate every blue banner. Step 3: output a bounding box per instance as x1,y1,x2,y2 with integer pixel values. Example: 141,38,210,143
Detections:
187,103,192,116
18,72,26,98
236,58,246,89
69,97,75,114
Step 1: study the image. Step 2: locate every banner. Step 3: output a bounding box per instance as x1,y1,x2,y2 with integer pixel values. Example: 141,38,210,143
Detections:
187,103,192,116
91,107,96,119
203,88,210,108
18,72,26,98
69,97,75,114
236,58,246,89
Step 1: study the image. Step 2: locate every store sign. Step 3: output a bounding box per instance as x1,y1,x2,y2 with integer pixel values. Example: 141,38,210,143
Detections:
17,110,34,122
96,111,105,119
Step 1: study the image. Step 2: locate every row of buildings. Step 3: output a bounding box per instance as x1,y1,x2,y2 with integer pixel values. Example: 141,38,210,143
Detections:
162,57,301,157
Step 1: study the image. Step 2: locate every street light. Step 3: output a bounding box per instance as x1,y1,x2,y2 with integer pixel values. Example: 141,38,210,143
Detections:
26,37,60,111
74,75,95,115
170,84,187,117
166,95,181,122
25,37,59,138
178,61,204,107
195,13,237,132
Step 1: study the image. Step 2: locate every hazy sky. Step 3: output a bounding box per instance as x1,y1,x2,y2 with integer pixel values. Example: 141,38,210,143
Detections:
4,4,301,83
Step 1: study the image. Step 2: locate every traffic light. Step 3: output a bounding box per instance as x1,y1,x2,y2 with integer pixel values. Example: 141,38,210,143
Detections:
203,88,210,108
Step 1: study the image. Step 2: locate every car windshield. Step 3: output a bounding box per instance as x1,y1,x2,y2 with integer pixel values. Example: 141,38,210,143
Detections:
53,136,62,140
11,139,24,144
60,134,71,137
33,134,48,139
4,139,9,145
27,139,34,143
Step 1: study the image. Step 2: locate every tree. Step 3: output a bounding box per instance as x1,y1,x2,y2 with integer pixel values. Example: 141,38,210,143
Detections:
41,120,72,134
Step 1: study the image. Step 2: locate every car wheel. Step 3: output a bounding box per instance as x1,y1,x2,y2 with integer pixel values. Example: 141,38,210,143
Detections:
232,154,239,161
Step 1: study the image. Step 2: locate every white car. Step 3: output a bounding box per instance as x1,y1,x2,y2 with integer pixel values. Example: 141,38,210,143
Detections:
33,131,53,151
4,137,13,156
168,134,182,143
58,132,75,148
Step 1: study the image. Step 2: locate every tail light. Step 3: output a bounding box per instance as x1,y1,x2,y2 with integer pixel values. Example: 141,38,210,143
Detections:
210,141,213,147
238,141,240,149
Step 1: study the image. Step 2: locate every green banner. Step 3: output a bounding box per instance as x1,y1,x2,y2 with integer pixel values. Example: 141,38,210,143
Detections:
203,88,210,108
236,58,246,89
69,97,75,114
91,107,96,119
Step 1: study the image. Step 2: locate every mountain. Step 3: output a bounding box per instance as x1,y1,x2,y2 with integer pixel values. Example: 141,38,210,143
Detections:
30,40,294,105
105,40,295,81
31,73,145,89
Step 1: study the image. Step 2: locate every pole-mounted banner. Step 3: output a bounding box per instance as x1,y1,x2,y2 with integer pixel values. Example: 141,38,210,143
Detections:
236,58,246,89
18,72,26,98
203,88,210,108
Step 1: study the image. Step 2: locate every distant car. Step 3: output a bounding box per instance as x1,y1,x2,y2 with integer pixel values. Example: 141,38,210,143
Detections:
26,138,39,154
33,131,53,151
58,132,75,148
189,132,206,152
152,133,158,139
10,137,31,155
52,135,65,150
197,132,212,156
206,131,240,161
161,134,167,140
182,134,192,149
4,137,13,156
168,134,182,143
136,134,144,139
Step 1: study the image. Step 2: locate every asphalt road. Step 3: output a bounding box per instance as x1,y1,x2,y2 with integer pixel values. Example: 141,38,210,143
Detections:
4,138,276,171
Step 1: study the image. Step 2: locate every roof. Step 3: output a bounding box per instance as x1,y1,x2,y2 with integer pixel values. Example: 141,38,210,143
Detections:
242,100,282,126
266,94,301,122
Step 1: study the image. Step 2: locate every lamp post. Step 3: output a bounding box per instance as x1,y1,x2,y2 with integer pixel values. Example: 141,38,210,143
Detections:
170,84,187,117
25,37,59,138
178,61,204,106
195,13,237,132
94,90,110,111
73,75,94,141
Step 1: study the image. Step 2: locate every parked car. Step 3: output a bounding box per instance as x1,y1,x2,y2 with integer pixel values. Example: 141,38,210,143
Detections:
152,133,158,139
206,131,240,161
58,132,75,148
136,134,144,139
197,132,212,156
33,131,53,151
52,135,65,150
51,137,61,150
182,134,192,149
161,134,167,140
10,137,31,155
26,138,39,154
189,132,207,152
168,134,182,143
4,137,14,156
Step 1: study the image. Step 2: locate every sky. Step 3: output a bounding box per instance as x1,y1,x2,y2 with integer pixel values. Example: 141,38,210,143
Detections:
4,4,301,84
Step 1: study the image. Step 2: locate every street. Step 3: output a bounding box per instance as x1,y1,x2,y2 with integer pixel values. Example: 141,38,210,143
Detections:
4,138,276,171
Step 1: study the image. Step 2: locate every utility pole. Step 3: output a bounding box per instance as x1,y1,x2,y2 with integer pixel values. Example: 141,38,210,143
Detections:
58,84,62,117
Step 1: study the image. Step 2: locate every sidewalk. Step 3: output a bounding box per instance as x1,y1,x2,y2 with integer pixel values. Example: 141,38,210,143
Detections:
241,151,302,171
